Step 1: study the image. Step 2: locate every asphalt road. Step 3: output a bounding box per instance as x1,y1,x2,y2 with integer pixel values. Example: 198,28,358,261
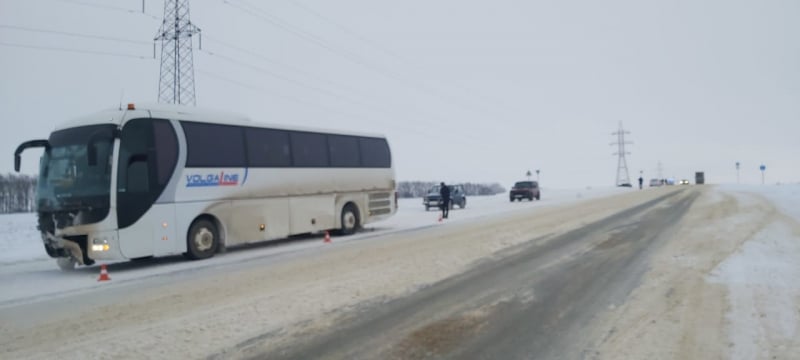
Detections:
250,189,699,360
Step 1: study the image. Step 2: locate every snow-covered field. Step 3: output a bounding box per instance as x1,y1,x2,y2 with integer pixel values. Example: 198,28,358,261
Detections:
0,186,628,306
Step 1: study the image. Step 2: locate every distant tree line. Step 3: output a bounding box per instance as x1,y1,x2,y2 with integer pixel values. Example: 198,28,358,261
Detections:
0,173,37,213
397,181,505,198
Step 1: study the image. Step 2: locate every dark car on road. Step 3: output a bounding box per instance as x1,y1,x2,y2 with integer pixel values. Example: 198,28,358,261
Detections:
509,181,540,201
423,184,467,211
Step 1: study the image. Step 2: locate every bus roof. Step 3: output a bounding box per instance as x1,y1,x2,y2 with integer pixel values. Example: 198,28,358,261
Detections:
52,103,387,139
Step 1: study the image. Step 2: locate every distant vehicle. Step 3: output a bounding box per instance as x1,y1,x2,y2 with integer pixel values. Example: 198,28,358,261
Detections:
649,179,662,187
618,183,632,188
679,179,690,185
695,172,705,185
510,181,540,201
14,103,397,270
423,184,466,211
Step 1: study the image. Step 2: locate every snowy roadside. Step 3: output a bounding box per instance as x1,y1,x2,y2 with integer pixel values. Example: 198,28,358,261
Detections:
592,184,800,359
708,185,800,359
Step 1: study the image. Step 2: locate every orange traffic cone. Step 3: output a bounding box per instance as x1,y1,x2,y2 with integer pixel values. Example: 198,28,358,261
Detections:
323,231,332,244
97,264,111,281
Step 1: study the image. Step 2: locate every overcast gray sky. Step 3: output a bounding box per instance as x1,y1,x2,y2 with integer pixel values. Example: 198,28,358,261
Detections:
1,0,798,189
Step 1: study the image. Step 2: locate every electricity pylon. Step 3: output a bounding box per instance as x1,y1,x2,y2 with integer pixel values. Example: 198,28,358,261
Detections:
155,0,201,105
611,122,632,186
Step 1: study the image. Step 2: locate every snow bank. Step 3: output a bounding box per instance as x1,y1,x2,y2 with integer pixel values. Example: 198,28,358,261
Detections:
708,184,800,359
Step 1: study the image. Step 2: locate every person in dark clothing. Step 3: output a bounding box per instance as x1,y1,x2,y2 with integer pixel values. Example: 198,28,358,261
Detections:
638,176,643,190
439,182,451,219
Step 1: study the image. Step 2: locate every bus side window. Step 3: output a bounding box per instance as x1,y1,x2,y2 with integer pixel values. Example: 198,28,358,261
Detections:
359,137,391,168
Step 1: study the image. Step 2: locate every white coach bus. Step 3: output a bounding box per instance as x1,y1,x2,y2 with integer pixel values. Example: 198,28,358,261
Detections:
14,103,397,270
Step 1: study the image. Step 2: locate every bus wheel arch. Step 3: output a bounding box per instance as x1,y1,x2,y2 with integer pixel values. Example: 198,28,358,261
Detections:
185,215,223,260
339,202,361,235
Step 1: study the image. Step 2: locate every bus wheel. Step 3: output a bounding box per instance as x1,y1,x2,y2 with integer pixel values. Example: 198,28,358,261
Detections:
56,257,77,271
186,219,218,260
340,204,360,235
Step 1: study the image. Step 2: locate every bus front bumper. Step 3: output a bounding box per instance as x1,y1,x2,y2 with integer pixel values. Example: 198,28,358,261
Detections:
43,230,122,264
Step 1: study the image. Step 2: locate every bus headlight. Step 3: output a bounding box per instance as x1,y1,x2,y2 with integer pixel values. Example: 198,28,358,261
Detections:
92,237,110,252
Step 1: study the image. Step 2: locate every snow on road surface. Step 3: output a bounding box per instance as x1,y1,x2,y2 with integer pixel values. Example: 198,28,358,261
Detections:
0,185,798,359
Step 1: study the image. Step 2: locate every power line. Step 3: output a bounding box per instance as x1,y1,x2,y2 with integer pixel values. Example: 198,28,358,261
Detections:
203,34,363,94
0,41,152,59
0,24,152,45
49,0,160,20
200,51,503,149
199,48,477,139
280,0,408,63
201,35,453,122
197,52,490,145
197,69,435,140
199,49,373,108
220,0,433,93
219,0,386,77
198,69,338,110
261,0,517,117
221,0,512,129
201,36,442,123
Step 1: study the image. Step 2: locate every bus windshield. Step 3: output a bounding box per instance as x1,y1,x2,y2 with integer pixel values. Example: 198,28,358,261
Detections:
37,125,116,212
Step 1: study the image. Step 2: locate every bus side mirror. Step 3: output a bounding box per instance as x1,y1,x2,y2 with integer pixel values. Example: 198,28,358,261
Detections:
14,139,50,173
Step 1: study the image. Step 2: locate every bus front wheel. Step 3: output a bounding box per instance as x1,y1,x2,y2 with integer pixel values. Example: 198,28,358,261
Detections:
186,219,218,260
339,204,360,235
56,257,77,271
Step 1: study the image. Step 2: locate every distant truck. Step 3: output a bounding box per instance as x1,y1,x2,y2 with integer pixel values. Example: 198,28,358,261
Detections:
695,172,705,185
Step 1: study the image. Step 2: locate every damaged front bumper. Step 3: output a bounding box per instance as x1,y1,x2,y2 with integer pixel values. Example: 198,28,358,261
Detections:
42,229,120,266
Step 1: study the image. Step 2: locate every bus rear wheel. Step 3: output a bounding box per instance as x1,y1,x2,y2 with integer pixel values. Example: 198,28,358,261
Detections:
339,204,360,235
186,219,218,260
